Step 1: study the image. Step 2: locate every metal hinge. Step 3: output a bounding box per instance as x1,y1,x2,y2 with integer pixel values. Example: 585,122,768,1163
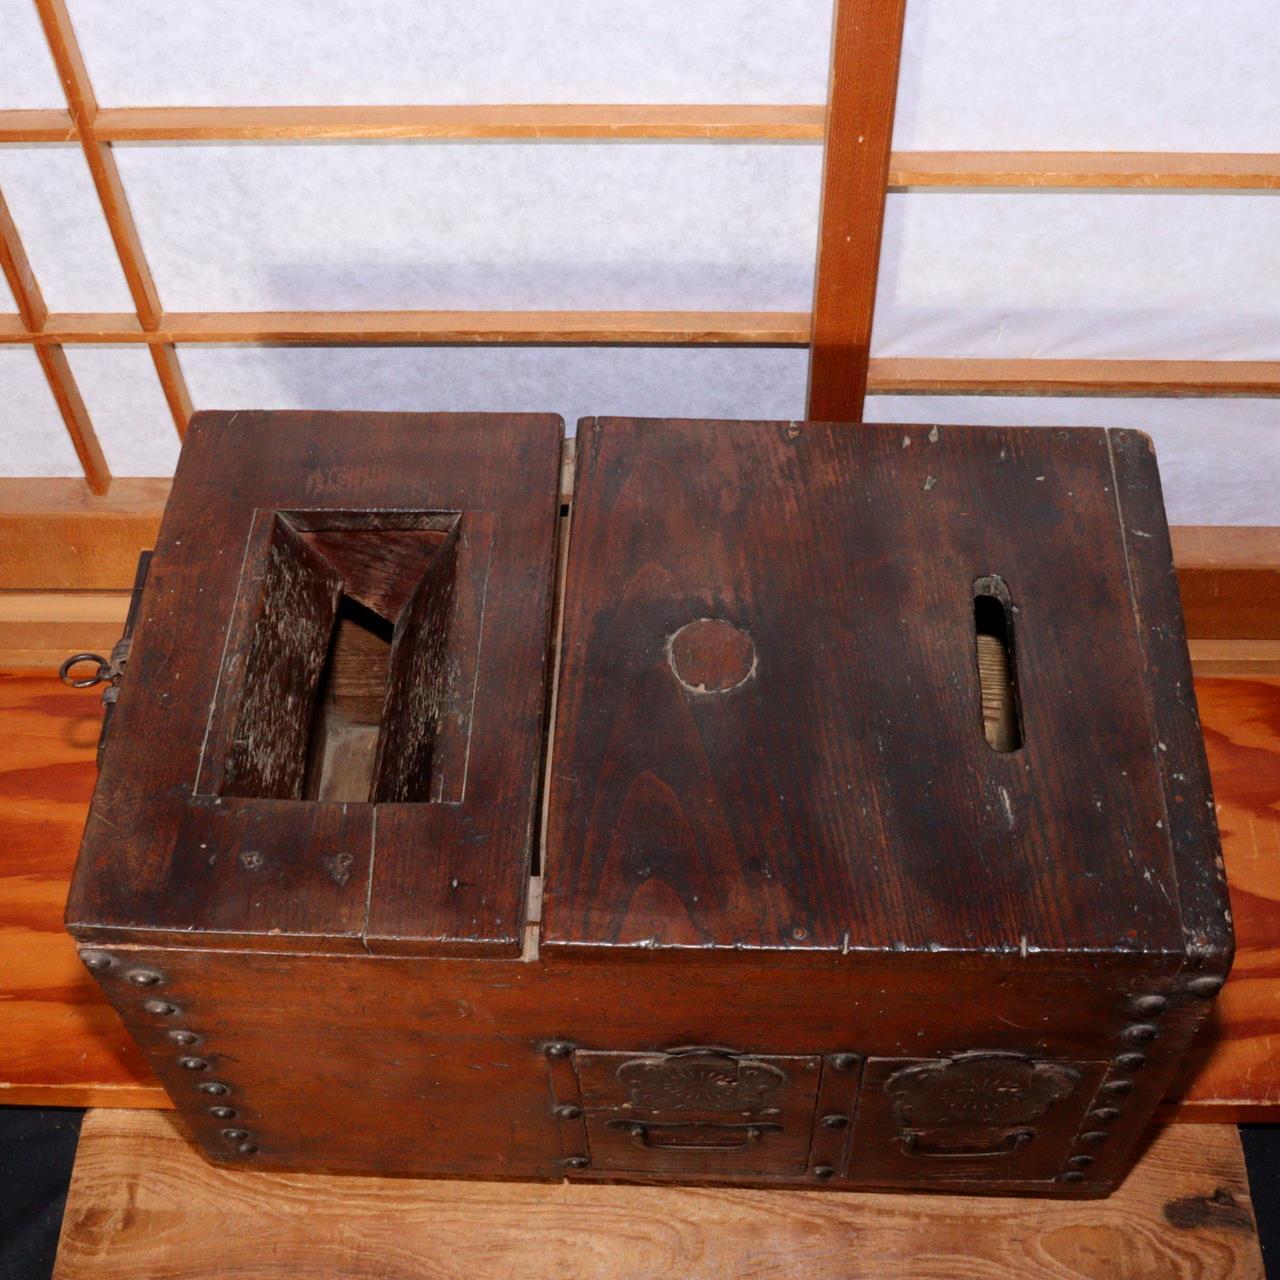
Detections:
59,551,151,765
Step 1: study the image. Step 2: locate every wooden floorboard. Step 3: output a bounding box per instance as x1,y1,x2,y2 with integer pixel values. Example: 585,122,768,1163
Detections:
52,1111,1260,1280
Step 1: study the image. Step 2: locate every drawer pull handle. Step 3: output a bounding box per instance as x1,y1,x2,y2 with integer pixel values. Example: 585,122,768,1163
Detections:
901,1127,1034,1159
606,1119,782,1153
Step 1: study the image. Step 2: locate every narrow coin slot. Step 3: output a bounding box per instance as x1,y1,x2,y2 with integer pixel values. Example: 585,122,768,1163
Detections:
973,576,1023,753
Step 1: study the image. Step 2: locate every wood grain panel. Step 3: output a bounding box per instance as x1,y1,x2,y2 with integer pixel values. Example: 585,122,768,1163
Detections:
0,478,168,590
52,1110,1260,1280
1166,677,1280,1122
0,592,129,669
546,421,1196,959
0,671,162,1107
1173,527,1280,641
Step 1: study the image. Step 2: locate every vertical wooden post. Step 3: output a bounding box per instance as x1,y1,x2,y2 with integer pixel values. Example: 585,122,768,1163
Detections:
806,0,909,422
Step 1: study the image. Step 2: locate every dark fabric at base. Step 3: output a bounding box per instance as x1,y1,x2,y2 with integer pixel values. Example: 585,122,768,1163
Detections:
0,1109,83,1280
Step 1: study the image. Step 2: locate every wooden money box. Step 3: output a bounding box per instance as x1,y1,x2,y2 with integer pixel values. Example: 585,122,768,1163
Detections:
66,411,1232,1196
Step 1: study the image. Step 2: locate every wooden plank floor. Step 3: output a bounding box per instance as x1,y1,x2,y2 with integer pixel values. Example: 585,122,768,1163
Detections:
52,1110,1261,1280
2,668,1279,1119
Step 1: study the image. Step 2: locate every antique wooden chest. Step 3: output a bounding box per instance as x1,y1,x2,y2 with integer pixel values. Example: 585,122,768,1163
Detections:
66,410,1232,1196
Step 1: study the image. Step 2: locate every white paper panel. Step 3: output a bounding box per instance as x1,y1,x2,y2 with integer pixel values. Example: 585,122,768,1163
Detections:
0,149,135,312
114,141,1280,360
66,0,1280,150
0,347,82,476
0,5,64,108
864,396,1280,527
874,192,1280,360
114,143,821,312
0,270,17,314
177,344,810,433
68,0,833,106
63,347,180,475
896,0,1280,150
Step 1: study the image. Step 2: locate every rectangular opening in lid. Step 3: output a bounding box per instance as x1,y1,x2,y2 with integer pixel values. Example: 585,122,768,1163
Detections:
973,574,1023,754
201,508,481,804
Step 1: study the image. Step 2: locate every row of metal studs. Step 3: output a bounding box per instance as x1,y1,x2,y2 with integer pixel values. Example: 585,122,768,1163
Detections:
81,951,258,1157
1057,975,1225,1184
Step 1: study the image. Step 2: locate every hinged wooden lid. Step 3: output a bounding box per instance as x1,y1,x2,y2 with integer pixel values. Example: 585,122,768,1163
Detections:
66,410,563,957
541,419,1230,965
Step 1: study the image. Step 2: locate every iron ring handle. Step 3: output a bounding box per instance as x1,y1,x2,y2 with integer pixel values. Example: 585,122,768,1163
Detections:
59,653,112,688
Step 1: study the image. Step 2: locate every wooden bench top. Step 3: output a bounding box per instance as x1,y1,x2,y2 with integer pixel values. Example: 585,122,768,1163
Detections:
2,667,1277,1119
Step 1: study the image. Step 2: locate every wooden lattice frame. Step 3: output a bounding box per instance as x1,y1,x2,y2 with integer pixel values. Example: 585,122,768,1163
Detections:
0,0,1278,494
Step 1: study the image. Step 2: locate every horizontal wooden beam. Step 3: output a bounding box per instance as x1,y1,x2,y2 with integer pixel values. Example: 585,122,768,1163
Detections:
1173,525,1280,641
1,318,1278,396
92,104,827,142
4,310,811,346
0,478,169,590
868,358,1280,398
0,107,75,142
4,107,1278,189
888,150,1280,191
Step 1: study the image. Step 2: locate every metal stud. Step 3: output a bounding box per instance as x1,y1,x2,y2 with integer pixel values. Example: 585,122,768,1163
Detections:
821,1114,849,1130
168,1030,199,1046
562,1156,588,1170
1090,1108,1121,1123
178,1056,209,1071
1080,1131,1108,1145
144,1000,178,1016
1132,995,1168,1016
209,1106,237,1120
1060,1170,1086,1184
221,1128,250,1143
544,1042,573,1060
1186,976,1225,998
198,1081,230,1096
553,1104,581,1121
1124,1024,1158,1044
1114,1052,1146,1072
830,1054,861,1073
1101,1080,1133,1097
81,951,112,972
126,969,163,987
1067,1154,1094,1169
812,1165,836,1180
235,1141,258,1155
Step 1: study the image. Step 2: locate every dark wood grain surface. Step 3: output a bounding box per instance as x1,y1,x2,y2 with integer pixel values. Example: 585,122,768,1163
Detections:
544,419,1217,961
66,411,563,957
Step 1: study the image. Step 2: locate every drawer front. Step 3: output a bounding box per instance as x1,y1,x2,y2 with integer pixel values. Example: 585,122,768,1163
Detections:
849,1053,1109,1188
574,1048,822,1179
